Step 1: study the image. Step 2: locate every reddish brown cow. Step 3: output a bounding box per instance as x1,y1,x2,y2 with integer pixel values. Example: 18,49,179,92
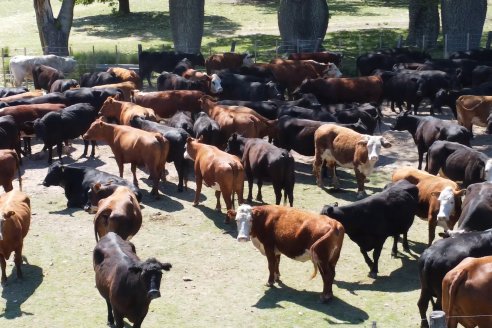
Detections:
0,190,30,285
231,204,344,302
392,167,465,246
442,256,492,328
93,186,142,242
0,90,44,103
200,95,276,145
456,95,492,134
184,137,244,222
288,51,343,66
205,52,254,74
99,97,156,126
32,64,64,91
107,67,143,89
0,150,21,193
131,90,204,119
92,81,137,102
83,119,169,198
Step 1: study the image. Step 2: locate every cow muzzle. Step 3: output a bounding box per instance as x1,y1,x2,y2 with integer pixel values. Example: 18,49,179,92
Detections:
369,155,379,161
148,289,161,300
237,235,250,243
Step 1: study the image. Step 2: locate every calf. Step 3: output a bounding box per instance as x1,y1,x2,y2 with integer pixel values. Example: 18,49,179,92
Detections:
49,79,79,93
427,140,491,187
157,72,223,95
93,232,171,328
83,119,169,198
456,95,492,135
192,112,221,147
313,123,392,198
99,97,156,126
131,90,204,119
0,150,22,193
167,111,194,136
9,54,76,87
42,162,141,209
392,111,472,170
442,256,492,328
173,58,193,76
232,204,344,302
0,190,30,285
225,134,295,206
32,64,64,91
417,230,492,328
205,52,254,74
92,81,137,102
216,72,282,101
93,186,142,242
106,67,142,89
184,137,244,221
130,116,190,192
277,104,336,122
31,103,99,164
392,167,465,245
80,71,119,87
321,180,418,278
288,51,343,66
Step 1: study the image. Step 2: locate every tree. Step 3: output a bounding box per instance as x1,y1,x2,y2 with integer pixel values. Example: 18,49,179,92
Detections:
169,0,205,54
34,0,75,56
76,0,130,15
441,0,487,53
407,0,439,49
278,0,329,52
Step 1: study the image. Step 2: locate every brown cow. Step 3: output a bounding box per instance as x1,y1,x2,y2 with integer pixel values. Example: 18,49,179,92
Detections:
0,90,44,103
107,67,143,89
99,97,156,126
392,167,465,246
200,95,276,145
83,119,169,198
32,64,64,91
93,186,142,242
313,124,392,198
230,204,344,302
49,79,79,93
456,95,492,135
0,190,30,285
131,90,204,119
184,137,244,222
288,51,343,66
442,255,492,328
92,81,137,101
0,150,22,193
93,232,171,328
205,52,254,74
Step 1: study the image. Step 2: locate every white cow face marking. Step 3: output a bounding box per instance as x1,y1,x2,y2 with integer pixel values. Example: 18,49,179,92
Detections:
235,204,253,242
435,187,456,228
485,159,492,182
324,63,342,78
361,136,391,162
210,74,223,94
242,53,254,67
0,217,4,241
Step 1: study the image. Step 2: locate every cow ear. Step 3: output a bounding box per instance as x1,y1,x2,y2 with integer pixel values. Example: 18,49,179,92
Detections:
92,183,102,192
128,265,142,274
197,135,204,142
381,138,392,148
457,189,466,197
108,97,114,103
232,133,237,140
430,191,440,198
160,262,172,271
5,211,15,219
357,139,368,146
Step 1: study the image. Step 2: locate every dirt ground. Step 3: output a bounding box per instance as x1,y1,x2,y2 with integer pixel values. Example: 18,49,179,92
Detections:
0,105,491,328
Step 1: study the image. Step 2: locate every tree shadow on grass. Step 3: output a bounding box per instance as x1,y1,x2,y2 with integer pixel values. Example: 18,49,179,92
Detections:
194,204,237,238
0,262,43,319
254,282,369,324
330,0,407,16
48,206,81,217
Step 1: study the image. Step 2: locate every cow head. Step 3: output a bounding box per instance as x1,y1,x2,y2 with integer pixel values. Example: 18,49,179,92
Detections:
209,74,223,94
323,63,342,78
99,97,120,122
83,119,106,141
184,136,203,161
43,162,65,187
357,135,392,162
431,187,466,230
234,204,253,242
198,95,218,113
128,258,172,301
242,53,254,67
225,133,246,157
0,211,15,241
391,111,413,131
485,159,492,182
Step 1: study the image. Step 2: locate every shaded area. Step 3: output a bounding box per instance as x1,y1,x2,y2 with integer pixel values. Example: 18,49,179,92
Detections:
330,0,408,15
254,281,369,324
0,263,43,319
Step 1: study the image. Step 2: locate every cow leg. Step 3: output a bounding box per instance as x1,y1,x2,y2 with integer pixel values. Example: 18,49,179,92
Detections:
255,179,263,202
193,173,202,206
4,182,13,193
47,146,53,165
329,162,339,189
428,216,437,246
274,255,281,283
360,248,374,271
56,142,63,163
265,248,278,287
417,146,425,170
130,163,139,188
215,190,222,211
0,256,6,286
273,184,282,206
313,151,324,187
418,289,431,328
402,233,410,252
369,244,383,278
105,300,114,326
391,235,399,258
113,309,125,328
14,248,23,279
81,139,89,157
116,159,124,178
175,160,184,192
90,140,96,158
246,177,254,204
354,169,367,198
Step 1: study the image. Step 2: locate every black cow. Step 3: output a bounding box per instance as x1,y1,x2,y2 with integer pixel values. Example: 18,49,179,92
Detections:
166,111,194,136
321,179,419,278
225,134,295,206
217,100,279,120
0,115,22,162
192,112,221,147
427,141,490,187
434,82,492,118
332,103,378,135
93,232,172,328
377,70,423,113
218,77,282,101
31,103,99,163
417,230,492,327
173,58,193,76
274,116,324,156
235,65,276,81
32,64,64,91
421,58,492,87
157,72,207,92
6,92,67,107
42,162,141,208
130,116,190,192
277,105,336,122
139,51,205,86
0,87,28,98
65,88,123,111
357,48,431,76
450,48,492,61
472,65,492,86
392,112,472,170
80,71,120,87
49,79,79,93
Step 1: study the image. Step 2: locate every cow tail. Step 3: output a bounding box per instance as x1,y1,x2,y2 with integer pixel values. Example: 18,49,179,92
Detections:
459,97,484,111
309,225,343,280
229,162,238,210
155,134,168,172
94,215,101,242
14,151,22,191
444,269,467,324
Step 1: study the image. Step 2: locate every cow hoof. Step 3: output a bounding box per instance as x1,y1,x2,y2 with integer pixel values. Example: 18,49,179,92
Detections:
246,198,253,204
356,191,367,199
364,178,370,183
319,293,333,303
265,282,274,288
215,207,221,212
368,272,377,279
177,186,183,192
391,252,397,258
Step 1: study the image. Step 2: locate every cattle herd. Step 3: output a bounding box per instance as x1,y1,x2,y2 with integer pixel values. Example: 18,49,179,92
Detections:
1,46,492,327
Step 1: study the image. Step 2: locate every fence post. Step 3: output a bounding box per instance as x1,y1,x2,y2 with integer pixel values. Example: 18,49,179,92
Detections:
296,39,300,53
230,41,236,53
422,34,426,51
137,44,142,56
397,35,403,48
466,33,470,51
275,40,279,58
1,48,5,88
358,34,362,56
444,34,448,59
314,38,322,52
429,311,446,328
92,45,95,55
486,32,492,49
209,46,212,56
115,45,119,65
254,38,258,63
379,31,382,49
372,321,377,328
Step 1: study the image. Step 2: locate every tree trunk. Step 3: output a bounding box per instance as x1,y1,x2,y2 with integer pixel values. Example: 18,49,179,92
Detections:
169,0,204,54
33,0,75,56
118,0,130,14
441,0,487,53
278,0,329,53
407,0,439,49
